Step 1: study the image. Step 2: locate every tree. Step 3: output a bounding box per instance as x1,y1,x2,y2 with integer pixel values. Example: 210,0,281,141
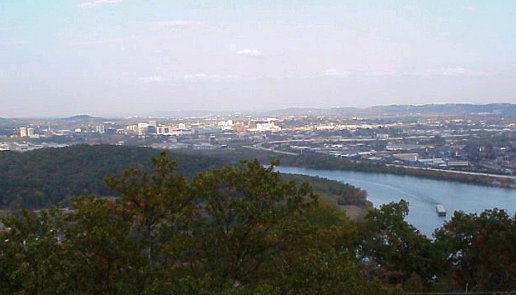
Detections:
5,153,487,294
59,197,144,294
359,200,440,288
434,209,516,292
104,152,189,267
0,209,65,294
185,159,317,288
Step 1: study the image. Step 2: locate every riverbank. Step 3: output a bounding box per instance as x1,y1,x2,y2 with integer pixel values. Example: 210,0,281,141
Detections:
281,157,516,189
180,148,516,189
386,164,516,186
277,166,516,236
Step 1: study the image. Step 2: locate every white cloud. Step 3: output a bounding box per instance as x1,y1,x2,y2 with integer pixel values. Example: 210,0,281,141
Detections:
293,24,334,30
323,69,350,78
0,41,29,47
184,73,241,82
236,48,263,57
79,0,123,8
70,36,140,46
154,20,202,28
138,76,164,83
441,67,466,76
354,67,489,78
367,70,401,77
430,67,487,77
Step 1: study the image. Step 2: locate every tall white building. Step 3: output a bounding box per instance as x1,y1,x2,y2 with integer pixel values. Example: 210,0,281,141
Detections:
96,124,105,134
137,123,149,135
20,127,28,137
27,128,35,137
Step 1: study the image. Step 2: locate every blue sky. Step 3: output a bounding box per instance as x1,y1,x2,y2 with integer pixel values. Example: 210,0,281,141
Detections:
1,0,515,117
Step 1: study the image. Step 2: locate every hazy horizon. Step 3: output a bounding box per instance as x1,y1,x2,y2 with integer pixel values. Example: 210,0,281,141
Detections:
1,1,516,117
1,102,514,120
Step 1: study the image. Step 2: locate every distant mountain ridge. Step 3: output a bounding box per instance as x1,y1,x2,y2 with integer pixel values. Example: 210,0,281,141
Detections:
146,103,515,118
365,103,514,116
262,103,515,117
145,110,236,118
61,114,100,120
3,103,513,120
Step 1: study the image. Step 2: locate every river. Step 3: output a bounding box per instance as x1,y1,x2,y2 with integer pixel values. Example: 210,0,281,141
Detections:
277,166,516,236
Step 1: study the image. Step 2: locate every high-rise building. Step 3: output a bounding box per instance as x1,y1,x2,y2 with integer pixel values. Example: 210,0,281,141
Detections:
27,128,35,137
137,123,149,135
96,124,105,134
19,127,28,137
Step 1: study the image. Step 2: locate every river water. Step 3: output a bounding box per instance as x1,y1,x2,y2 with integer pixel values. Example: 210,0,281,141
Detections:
277,167,516,237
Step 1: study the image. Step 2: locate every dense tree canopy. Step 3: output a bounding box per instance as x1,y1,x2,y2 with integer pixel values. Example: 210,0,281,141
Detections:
0,152,514,294
434,209,516,292
0,145,223,209
0,145,369,211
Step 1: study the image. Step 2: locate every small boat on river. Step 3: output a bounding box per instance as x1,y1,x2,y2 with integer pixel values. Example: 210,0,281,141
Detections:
436,204,446,217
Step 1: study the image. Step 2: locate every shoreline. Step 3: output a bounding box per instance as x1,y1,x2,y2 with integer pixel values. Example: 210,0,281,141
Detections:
273,160,516,189
175,148,516,189
386,164,516,182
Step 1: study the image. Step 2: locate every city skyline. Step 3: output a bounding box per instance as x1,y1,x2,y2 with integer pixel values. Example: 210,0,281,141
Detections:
1,1,516,117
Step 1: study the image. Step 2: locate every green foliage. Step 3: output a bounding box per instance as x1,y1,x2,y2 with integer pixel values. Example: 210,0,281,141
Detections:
0,145,223,209
0,152,514,294
0,208,66,294
281,173,369,207
60,197,143,294
0,145,370,212
434,209,516,292
359,200,442,289
403,273,424,293
104,154,189,268
186,160,318,288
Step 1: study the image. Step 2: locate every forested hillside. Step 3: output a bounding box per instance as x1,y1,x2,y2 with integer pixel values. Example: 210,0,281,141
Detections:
0,145,223,208
281,173,368,206
0,145,368,210
1,153,514,294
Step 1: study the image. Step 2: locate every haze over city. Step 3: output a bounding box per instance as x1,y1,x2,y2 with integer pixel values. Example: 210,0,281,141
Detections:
1,0,515,117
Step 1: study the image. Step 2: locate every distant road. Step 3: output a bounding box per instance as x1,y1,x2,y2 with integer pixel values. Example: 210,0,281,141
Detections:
243,145,299,156
386,164,516,181
266,137,403,144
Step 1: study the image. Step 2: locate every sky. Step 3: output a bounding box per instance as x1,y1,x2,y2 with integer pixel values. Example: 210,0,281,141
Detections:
0,0,515,117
